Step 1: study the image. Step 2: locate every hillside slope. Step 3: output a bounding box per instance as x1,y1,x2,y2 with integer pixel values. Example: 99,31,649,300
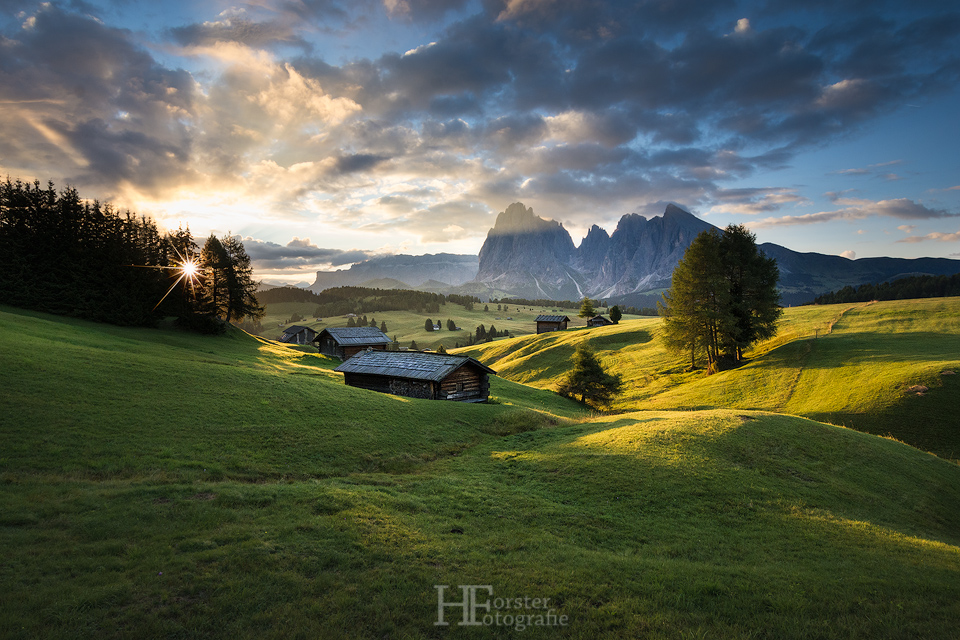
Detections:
458,298,960,459
3,306,960,638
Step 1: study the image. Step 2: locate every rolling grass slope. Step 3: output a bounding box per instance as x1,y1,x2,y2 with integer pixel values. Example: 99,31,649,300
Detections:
3,304,960,637
458,298,960,460
261,299,643,350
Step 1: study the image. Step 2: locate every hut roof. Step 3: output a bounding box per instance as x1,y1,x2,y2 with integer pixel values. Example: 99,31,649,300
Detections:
317,326,392,346
281,325,312,336
535,315,570,322
334,351,495,382
589,315,611,322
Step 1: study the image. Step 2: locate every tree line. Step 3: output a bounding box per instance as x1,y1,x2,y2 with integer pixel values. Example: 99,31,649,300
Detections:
0,178,262,330
810,273,960,305
258,285,483,318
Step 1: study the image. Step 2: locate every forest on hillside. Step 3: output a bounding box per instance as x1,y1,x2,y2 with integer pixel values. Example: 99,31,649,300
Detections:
260,285,482,317
0,178,261,329
811,272,960,304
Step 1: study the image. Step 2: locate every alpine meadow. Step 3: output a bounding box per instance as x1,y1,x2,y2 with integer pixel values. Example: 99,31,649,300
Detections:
4,0,960,637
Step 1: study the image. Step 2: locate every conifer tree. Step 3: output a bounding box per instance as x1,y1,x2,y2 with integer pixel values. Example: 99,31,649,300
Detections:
609,305,622,324
557,344,622,409
578,297,596,318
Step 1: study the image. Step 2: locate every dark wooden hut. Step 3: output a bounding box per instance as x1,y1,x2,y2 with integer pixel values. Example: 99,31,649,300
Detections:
587,315,614,327
315,327,392,360
334,351,496,402
279,325,318,345
535,314,570,334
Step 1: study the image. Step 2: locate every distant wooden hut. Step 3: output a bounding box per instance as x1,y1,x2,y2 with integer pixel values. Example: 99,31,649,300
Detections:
315,327,393,360
279,325,318,345
535,314,570,334
335,351,496,402
587,315,614,327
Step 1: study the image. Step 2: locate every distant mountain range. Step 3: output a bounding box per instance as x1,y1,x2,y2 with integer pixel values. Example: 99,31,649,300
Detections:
308,253,479,292
307,203,960,306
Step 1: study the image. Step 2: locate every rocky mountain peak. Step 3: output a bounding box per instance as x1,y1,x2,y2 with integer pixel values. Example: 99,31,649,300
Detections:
488,202,565,236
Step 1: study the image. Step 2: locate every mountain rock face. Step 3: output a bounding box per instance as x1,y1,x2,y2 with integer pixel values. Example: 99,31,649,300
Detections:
473,202,960,305
309,253,479,292
475,203,580,299
475,202,714,300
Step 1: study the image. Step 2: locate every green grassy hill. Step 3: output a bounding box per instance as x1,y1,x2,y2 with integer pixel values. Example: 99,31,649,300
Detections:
261,299,641,350
3,303,960,638
458,298,960,460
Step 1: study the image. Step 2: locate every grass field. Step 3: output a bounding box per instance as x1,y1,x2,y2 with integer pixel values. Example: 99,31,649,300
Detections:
459,297,960,461
261,299,645,350
3,301,960,638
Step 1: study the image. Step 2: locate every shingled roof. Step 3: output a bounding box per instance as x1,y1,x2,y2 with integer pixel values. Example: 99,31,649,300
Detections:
281,325,312,336
535,315,570,322
316,326,393,345
334,351,495,382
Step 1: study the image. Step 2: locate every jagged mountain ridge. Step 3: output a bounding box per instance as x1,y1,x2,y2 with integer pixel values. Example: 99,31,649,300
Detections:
474,202,960,305
304,204,960,305
474,202,715,300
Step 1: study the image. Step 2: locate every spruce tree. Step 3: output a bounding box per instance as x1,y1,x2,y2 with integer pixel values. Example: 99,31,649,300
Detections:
609,305,622,324
557,344,622,409
578,297,596,318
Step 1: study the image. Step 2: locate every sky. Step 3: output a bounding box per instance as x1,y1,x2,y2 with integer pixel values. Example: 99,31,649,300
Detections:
1,0,958,283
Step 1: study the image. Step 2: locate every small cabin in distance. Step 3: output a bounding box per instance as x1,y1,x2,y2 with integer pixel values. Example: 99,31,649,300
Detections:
335,351,496,402
535,314,570,334
315,327,392,360
279,325,318,345
587,315,614,328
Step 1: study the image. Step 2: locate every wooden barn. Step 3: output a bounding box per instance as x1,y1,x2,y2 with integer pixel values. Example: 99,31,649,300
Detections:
587,315,614,327
315,327,393,360
279,325,318,345
535,314,570,334
334,351,496,402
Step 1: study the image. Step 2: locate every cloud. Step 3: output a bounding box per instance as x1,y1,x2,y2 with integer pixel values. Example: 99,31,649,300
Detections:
840,250,856,259
750,198,958,228
2,1,960,256
242,236,377,270
898,225,916,233
896,231,960,244
169,15,309,50
710,187,811,214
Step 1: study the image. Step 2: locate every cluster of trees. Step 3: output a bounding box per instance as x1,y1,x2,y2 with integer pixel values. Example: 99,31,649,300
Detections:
490,297,606,311
259,286,482,318
345,315,388,332
811,273,960,305
0,178,262,330
451,324,510,348
659,225,782,371
257,286,325,305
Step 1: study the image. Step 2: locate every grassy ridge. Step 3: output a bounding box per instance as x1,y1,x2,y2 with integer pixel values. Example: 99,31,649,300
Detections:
459,298,960,460
0,306,586,483
3,303,960,637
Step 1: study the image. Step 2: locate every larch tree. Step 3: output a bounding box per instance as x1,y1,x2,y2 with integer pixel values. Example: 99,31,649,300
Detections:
659,226,780,371
578,297,597,318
